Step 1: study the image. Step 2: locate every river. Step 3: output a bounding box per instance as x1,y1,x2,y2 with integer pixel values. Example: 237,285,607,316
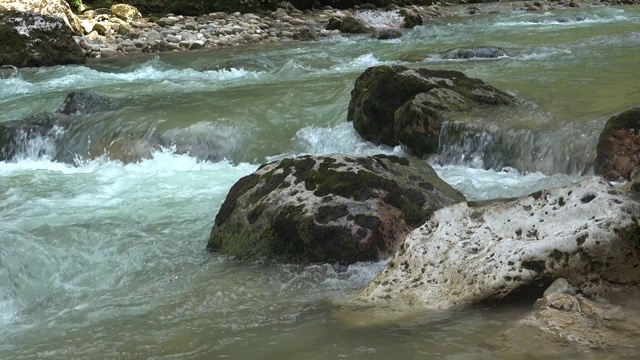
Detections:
1,5,639,359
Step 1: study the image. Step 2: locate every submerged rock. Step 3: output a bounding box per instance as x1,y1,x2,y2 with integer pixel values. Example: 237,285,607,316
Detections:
353,177,640,310
207,154,465,264
444,47,507,59
595,107,640,181
632,165,640,192
56,91,116,116
0,91,114,160
376,29,402,40
504,279,640,349
347,65,513,156
0,11,85,67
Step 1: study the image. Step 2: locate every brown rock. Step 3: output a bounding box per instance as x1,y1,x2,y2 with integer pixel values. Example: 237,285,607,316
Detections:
594,108,640,180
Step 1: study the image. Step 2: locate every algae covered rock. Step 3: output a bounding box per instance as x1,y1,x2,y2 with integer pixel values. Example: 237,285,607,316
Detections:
595,107,640,181
347,65,513,156
0,11,86,67
207,154,464,264
353,177,640,310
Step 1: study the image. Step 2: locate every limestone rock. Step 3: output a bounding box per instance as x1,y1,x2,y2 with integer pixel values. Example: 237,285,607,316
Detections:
514,281,640,349
0,0,83,34
207,154,465,264
347,65,513,156
110,4,141,22
595,107,640,181
353,177,640,309
0,11,86,67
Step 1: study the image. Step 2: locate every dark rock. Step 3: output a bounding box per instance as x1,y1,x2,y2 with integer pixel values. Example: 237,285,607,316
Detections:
0,11,85,68
207,154,465,264
56,91,115,116
594,108,640,181
631,166,640,192
376,29,402,40
399,8,422,28
444,47,508,60
326,16,373,34
347,65,514,156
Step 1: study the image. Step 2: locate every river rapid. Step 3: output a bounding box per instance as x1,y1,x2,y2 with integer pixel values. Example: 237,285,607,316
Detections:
1,5,639,359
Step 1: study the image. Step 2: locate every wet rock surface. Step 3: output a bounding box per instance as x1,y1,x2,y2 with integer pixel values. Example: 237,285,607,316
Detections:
207,154,465,264
347,65,514,157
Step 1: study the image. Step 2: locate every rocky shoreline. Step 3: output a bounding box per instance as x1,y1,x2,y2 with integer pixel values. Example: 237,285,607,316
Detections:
71,0,636,59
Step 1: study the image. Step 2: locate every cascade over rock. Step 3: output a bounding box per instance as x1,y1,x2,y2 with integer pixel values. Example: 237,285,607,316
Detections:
0,11,85,67
353,177,640,310
595,107,640,181
0,0,82,34
207,154,465,264
0,91,115,160
347,65,514,157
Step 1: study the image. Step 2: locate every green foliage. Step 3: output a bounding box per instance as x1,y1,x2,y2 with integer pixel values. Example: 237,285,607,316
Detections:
66,0,83,11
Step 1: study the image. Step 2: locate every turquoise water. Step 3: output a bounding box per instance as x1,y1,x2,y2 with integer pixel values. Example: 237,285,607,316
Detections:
0,5,639,359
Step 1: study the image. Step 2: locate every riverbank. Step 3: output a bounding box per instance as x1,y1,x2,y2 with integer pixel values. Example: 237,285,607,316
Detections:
74,0,632,59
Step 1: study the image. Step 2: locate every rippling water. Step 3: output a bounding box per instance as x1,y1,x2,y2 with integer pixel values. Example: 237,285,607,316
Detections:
1,5,640,359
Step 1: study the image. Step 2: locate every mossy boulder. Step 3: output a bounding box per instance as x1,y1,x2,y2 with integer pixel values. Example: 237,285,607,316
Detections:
347,65,513,157
0,11,86,67
594,108,640,181
207,154,465,264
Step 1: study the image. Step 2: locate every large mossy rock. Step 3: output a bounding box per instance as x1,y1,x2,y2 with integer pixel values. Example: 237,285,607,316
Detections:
0,0,82,34
347,65,513,157
353,177,640,310
207,154,465,264
0,11,85,67
594,108,640,181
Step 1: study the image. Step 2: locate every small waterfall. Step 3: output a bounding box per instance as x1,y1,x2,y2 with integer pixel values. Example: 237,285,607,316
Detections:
432,120,604,176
